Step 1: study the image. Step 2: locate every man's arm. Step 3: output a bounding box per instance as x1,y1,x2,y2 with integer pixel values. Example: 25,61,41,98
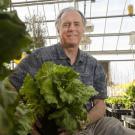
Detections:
86,62,107,124
87,99,106,124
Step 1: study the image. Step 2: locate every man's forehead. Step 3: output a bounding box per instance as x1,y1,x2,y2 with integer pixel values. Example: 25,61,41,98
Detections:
61,10,82,19
60,11,83,23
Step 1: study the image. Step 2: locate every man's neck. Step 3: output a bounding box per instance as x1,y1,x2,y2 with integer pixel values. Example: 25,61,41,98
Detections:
63,47,78,65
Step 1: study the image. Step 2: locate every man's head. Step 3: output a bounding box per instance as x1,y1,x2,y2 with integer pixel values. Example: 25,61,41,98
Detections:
55,7,86,48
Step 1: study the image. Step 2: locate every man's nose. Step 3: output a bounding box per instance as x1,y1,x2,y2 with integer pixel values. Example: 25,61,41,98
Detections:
68,24,75,31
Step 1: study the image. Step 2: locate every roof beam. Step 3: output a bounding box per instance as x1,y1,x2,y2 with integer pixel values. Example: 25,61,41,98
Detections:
25,14,135,23
86,50,135,55
11,0,89,7
98,59,135,62
44,32,132,39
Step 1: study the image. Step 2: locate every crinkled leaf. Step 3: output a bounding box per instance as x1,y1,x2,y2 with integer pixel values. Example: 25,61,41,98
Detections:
18,62,97,134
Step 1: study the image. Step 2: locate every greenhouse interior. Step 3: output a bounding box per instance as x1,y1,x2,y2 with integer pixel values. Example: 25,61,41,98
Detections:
0,0,135,134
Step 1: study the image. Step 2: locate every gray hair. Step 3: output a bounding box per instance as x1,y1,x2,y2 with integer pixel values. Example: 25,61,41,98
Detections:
55,7,86,32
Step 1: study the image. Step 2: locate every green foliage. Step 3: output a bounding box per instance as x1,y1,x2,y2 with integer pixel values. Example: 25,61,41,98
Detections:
123,84,135,109
0,0,10,10
0,62,97,135
0,81,17,109
126,84,135,101
0,10,32,65
0,81,36,135
14,103,36,135
0,1,36,134
0,10,32,80
20,74,45,116
0,81,17,135
20,62,97,134
106,84,135,109
0,105,11,135
0,64,12,80
105,97,124,105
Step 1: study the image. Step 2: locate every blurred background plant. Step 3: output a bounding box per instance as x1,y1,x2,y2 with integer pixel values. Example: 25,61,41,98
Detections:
105,83,135,110
0,0,34,134
0,0,32,80
25,14,46,50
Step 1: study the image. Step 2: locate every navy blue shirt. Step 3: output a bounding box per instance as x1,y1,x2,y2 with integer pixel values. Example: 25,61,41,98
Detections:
9,43,107,99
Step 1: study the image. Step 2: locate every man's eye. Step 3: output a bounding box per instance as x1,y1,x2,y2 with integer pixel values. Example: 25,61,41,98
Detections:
63,24,69,27
75,23,80,26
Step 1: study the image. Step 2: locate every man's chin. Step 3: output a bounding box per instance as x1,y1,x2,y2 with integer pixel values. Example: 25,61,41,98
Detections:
62,42,79,48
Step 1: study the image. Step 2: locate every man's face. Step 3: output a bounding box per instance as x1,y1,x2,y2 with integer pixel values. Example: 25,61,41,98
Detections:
58,11,85,48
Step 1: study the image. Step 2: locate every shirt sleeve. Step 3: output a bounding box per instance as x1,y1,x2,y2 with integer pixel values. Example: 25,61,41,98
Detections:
93,63,107,99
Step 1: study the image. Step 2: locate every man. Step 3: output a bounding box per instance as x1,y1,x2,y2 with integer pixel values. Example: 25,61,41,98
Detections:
8,7,135,135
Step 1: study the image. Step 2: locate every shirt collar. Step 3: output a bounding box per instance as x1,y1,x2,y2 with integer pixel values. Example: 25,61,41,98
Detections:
56,43,85,63
76,49,85,64
56,43,68,59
